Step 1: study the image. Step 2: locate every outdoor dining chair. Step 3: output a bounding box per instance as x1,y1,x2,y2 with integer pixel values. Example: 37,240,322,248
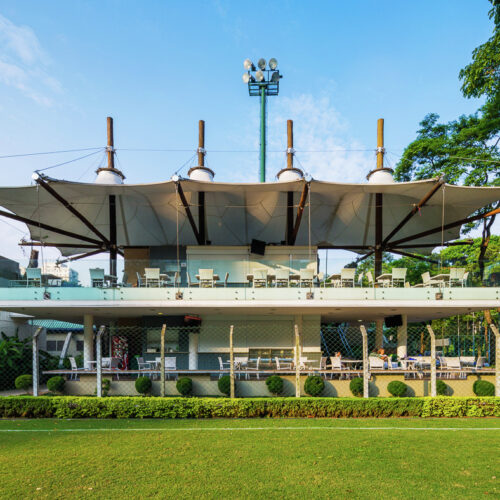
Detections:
186,273,198,287
144,268,162,287
275,356,292,371
89,268,105,288
69,356,79,380
329,356,344,379
299,268,314,287
414,271,445,288
253,268,268,288
391,268,407,287
155,357,177,380
216,272,229,288
340,268,355,287
246,356,261,379
137,357,153,378
136,272,144,287
366,271,375,287
475,356,486,370
26,267,42,287
369,357,385,370
274,268,290,288
199,268,215,288
357,272,364,287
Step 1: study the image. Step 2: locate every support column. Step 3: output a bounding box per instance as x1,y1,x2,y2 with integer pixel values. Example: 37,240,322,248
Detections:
426,325,437,397
294,324,301,398
229,325,235,399
188,332,199,370
360,325,369,398
83,314,94,369
397,315,408,358
32,327,42,397
375,319,384,350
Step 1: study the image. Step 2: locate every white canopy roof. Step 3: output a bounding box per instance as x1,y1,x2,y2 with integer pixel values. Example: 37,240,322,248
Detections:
0,177,498,256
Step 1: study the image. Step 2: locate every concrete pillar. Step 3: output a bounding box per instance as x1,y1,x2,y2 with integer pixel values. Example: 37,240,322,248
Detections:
397,315,408,358
375,319,384,350
188,333,199,370
83,314,94,369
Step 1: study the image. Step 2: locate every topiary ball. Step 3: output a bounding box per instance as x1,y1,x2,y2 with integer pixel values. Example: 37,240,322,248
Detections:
349,377,364,397
436,379,448,396
135,376,152,395
47,376,65,394
473,379,495,396
265,375,284,396
218,375,231,396
304,375,325,397
15,374,32,392
176,377,193,396
387,380,408,397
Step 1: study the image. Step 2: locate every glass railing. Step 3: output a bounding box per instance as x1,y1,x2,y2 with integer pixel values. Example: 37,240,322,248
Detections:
0,254,498,290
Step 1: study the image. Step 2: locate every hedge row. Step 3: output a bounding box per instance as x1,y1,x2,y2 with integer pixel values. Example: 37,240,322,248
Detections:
0,396,498,418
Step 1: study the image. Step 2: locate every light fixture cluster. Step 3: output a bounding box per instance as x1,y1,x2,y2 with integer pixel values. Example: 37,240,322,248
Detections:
242,58,282,96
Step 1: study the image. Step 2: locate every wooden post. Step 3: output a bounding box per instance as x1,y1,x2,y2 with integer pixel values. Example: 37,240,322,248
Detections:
489,323,500,397
32,327,42,396
426,325,437,397
107,116,114,170
294,324,301,398
360,325,369,398
96,326,106,397
160,324,166,397
287,120,293,169
198,120,205,167
229,325,235,398
374,118,384,277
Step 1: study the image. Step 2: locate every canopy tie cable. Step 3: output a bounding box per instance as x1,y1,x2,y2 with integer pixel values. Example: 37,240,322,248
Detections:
174,182,180,289
440,185,446,273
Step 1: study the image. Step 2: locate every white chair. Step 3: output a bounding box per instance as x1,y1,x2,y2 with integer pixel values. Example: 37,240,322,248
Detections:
69,356,79,380
136,272,144,287
199,268,215,288
340,268,355,287
216,272,229,288
299,268,314,287
186,273,198,287
357,272,364,287
252,268,268,288
218,356,230,378
299,356,309,370
234,356,249,379
475,356,486,370
330,356,344,379
274,268,290,288
144,268,161,287
443,357,464,379
26,268,42,287
137,357,153,378
369,357,385,370
366,271,375,287
275,356,292,371
172,271,180,287
162,357,177,380
89,268,105,288
246,357,261,379
391,268,407,287
414,271,444,288
449,268,466,287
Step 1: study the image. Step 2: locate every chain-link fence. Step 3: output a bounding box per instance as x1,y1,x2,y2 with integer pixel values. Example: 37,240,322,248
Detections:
1,319,498,398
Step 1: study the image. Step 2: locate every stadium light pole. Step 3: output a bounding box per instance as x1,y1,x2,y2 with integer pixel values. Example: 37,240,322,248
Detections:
242,58,282,182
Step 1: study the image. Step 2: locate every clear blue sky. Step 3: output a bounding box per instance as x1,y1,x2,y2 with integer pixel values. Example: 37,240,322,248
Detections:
0,0,496,264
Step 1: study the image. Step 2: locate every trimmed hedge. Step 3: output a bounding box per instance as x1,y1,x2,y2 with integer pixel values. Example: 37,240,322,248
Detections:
176,377,193,396
265,375,284,396
473,380,495,397
0,396,497,419
304,375,325,397
387,381,408,397
15,374,33,392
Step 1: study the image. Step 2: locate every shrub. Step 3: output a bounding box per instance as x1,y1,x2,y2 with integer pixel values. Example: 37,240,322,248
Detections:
176,377,193,396
94,378,112,397
14,374,32,392
304,375,324,397
473,380,495,397
218,375,231,396
135,376,152,395
387,381,408,397
47,376,65,394
436,379,448,396
350,377,364,397
0,396,497,419
265,375,284,396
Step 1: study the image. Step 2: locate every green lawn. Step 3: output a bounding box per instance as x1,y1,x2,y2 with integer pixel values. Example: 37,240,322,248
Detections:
0,418,498,499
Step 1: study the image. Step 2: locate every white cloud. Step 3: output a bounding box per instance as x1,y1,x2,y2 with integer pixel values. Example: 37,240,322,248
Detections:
0,14,60,106
268,93,374,183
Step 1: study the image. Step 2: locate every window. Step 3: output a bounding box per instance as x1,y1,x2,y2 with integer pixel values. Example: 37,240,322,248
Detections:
76,340,84,352
46,340,65,352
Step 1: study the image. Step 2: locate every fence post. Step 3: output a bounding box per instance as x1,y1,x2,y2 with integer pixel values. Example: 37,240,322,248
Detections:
32,327,42,396
96,326,106,397
160,324,166,397
294,324,301,398
426,325,437,397
229,325,235,398
360,325,369,398
490,324,500,397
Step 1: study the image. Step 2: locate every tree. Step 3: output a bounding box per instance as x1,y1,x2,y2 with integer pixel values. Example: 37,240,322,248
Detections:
394,1,500,280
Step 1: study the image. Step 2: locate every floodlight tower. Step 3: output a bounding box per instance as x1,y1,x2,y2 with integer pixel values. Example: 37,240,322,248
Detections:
242,58,282,182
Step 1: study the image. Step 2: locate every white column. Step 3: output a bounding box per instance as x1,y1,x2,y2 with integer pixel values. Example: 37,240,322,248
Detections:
375,319,384,350
188,333,199,370
83,314,94,369
397,315,408,358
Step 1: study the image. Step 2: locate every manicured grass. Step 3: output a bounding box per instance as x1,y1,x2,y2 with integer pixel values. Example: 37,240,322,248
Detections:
0,418,498,499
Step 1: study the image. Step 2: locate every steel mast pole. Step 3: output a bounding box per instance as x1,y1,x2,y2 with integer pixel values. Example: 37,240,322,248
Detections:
260,85,266,183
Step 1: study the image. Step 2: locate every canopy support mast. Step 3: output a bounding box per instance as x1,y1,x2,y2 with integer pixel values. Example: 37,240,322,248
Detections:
374,118,385,278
